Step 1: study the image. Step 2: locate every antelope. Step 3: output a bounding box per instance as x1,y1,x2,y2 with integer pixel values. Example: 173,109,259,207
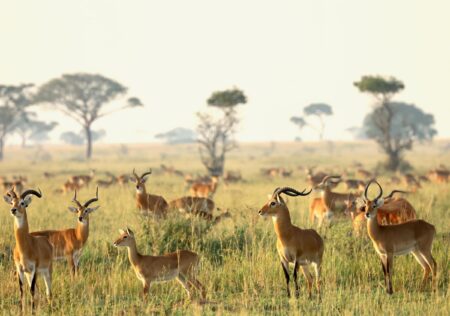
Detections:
356,168,373,179
132,169,168,216
3,188,53,308
346,190,416,236
169,196,231,223
362,180,437,294
31,188,99,276
190,176,219,198
427,169,449,183
342,179,365,191
402,173,421,192
259,187,324,298
315,175,359,212
160,164,184,177
305,167,328,188
69,169,95,188
117,173,131,186
97,173,117,188
223,170,243,184
113,228,206,300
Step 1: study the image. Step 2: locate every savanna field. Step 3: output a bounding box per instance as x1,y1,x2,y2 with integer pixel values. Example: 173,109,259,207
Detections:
0,142,449,315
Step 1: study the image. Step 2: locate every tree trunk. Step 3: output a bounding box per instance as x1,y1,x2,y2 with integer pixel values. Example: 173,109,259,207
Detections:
0,137,4,161
84,125,93,159
386,150,401,171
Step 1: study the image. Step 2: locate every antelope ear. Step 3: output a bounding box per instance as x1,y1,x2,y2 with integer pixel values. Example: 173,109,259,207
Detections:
23,196,32,207
3,195,12,204
130,177,138,183
87,206,100,213
375,198,385,208
141,176,148,183
126,227,135,237
118,229,126,235
68,206,78,213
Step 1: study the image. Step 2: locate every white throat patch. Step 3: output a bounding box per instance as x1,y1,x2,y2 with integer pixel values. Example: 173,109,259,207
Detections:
14,216,25,228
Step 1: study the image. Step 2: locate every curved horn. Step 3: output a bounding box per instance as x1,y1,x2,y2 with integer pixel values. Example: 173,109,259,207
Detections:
384,189,409,199
141,169,152,179
72,190,82,208
20,188,42,199
320,175,341,185
272,187,281,197
84,187,99,208
132,168,139,179
278,187,312,197
364,179,383,201
373,180,383,201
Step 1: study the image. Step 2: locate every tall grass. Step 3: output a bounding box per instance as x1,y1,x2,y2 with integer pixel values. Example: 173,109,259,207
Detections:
0,142,449,315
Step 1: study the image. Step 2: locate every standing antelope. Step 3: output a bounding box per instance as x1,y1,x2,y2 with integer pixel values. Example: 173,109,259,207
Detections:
3,188,53,309
362,180,437,294
259,187,324,298
169,196,231,223
132,169,168,216
113,228,206,300
31,188,99,276
190,176,219,198
310,176,359,226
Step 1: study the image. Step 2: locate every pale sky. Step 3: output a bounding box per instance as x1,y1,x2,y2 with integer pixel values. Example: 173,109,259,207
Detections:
1,0,450,144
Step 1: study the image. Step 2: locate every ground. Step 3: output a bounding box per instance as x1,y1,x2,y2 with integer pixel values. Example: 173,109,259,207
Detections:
0,141,449,315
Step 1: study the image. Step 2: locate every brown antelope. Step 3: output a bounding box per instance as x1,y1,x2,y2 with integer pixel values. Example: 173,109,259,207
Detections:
346,190,416,236
309,176,359,227
305,167,328,188
3,188,53,308
117,173,131,186
69,169,95,188
356,168,373,179
169,196,231,223
259,187,324,298
342,179,365,192
223,170,243,184
190,176,219,198
31,188,99,276
132,169,168,216
160,164,184,177
362,180,437,294
427,169,449,183
113,228,206,300
402,173,421,192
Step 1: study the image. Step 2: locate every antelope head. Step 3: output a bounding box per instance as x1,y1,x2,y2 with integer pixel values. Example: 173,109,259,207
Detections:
315,175,341,191
68,187,99,224
362,180,384,220
113,227,135,247
3,188,42,227
132,168,152,194
259,187,312,218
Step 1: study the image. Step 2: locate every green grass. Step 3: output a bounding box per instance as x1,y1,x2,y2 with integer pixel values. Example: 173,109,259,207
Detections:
0,141,449,315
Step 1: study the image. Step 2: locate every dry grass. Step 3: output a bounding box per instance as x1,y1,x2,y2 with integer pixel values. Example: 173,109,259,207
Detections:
0,141,449,315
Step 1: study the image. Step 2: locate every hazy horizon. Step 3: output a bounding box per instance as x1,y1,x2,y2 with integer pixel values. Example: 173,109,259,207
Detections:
2,0,450,145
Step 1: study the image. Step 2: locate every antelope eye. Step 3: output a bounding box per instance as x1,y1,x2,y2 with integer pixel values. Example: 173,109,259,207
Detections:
270,201,277,207
20,202,25,207
123,236,128,239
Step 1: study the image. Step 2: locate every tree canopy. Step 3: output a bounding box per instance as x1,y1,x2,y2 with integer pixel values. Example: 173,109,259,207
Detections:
303,103,333,116
354,76,404,101
35,73,142,158
207,88,247,109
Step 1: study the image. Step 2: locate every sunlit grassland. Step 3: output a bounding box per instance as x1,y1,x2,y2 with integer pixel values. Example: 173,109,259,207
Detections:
0,141,449,315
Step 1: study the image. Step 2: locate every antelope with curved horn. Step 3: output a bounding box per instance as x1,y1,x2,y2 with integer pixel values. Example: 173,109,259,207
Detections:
363,180,437,294
31,188,99,276
132,168,169,216
259,187,324,298
113,227,206,300
346,189,416,236
309,175,359,227
3,188,53,309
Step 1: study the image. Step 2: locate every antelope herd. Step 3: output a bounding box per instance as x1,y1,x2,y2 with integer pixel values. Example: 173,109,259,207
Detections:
1,162,445,310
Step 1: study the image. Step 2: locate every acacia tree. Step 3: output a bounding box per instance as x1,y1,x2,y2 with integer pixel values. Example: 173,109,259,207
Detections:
197,88,247,176
35,73,143,159
0,84,34,161
290,103,333,140
354,75,435,171
15,112,57,147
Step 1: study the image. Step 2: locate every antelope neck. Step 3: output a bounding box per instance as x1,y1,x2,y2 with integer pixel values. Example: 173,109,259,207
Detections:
273,208,294,240
126,240,142,266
